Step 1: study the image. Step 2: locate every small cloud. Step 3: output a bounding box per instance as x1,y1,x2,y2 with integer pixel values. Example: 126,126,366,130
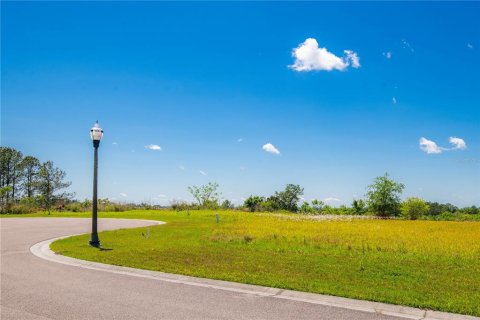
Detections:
112,142,118,146
179,165,185,171
262,143,280,155
449,137,467,150
344,50,360,68
401,39,414,52
289,38,360,72
419,137,443,154
392,97,397,104
239,166,247,171
383,51,392,59
131,149,135,153
467,43,474,49
199,170,207,176
145,144,162,151
237,138,243,143
323,197,340,202
158,194,167,198
119,192,127,197
419,137,467,154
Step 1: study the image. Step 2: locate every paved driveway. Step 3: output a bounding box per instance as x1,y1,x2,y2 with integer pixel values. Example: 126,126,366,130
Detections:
0,218,425,319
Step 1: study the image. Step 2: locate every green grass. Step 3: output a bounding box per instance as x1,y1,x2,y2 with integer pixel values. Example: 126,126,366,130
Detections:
8,210,480,316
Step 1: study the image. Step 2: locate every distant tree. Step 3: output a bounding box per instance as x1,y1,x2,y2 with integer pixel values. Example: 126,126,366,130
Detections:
274,184,304,212
20,156,40,198
244,195,264,212
257,196,281,212
0,147,24,202
366,173,405,217
352,199,367,215
187,182,220,207
311,199,325,213
425,202,458,216
37,161,72,212
0,186,13,213
299,202,314,214
221,199,234,209
460,206,479,215
401,197,429,220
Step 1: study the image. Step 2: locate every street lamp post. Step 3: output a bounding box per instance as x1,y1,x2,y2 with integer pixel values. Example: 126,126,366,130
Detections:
89,121,103,247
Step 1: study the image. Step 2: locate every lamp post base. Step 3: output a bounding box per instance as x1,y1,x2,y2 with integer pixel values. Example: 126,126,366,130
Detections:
89,240,100,247
89,234,100,248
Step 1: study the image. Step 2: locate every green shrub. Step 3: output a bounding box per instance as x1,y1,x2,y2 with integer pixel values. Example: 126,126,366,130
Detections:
171,201,192,211
299,202,314,214
401,197,429,220
7,203,36,214
65,202,84,212
259,200,277,212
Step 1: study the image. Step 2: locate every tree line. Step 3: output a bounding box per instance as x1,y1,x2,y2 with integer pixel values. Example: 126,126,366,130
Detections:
184,174,479,220
2,146,478,220
0,147,71,213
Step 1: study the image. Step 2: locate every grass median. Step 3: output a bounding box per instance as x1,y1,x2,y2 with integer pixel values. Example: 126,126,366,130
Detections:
29,209,480,316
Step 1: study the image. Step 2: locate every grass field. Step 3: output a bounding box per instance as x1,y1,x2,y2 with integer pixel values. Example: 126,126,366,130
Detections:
11,210,480,316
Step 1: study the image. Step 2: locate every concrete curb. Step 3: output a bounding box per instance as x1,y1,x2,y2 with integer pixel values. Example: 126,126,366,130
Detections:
30,219,478,320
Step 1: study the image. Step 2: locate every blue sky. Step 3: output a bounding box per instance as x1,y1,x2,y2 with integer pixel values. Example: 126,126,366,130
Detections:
2,2,479,206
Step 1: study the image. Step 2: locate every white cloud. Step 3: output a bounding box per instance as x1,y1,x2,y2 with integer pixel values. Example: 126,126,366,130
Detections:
262,143,280,155
237,138,243,143
383,51,392,59
158,194,167,198
178,165,185,171
112,142,118,146
344,50,360,68
449,137,467,150
392,97,397,104
119,192,127,197
419,137,443,154
419,137,467,154
467,43,473,49
199,170,207,176
145,144,162,151
401,39,414,52
289,38,360,72
323,197,340,202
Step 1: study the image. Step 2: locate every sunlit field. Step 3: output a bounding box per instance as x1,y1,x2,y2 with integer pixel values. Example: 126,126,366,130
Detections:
25,210,480,316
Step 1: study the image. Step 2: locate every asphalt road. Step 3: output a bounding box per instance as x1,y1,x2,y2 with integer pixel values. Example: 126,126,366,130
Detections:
1,218,406,319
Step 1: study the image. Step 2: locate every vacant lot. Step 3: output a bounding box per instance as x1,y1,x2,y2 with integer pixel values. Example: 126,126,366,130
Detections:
32,210,479,316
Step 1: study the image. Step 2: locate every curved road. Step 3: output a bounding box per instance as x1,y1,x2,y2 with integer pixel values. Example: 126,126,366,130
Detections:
0,218,462,320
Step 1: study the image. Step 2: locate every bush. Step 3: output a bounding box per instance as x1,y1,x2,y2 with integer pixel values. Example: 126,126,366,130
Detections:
65,202,84,212
244,196,264,212
352,199,367,215
171,200,192,211
103,204,121,212
221,200,234,209
259,200,277,212
7,204,36,214
366,173,405,217
299,202,315,214
401,197,429,220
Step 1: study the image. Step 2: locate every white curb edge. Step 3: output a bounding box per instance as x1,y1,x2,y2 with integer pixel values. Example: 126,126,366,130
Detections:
29,219,478,320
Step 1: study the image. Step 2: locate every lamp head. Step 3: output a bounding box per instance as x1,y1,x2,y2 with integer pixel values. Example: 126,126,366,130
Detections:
90,121,104,146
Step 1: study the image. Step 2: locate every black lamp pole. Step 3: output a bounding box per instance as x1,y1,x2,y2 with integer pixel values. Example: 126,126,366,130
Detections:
89,121,103,247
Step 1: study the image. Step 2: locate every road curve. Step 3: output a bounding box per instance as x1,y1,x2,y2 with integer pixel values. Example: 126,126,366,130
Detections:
0,218,473,320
